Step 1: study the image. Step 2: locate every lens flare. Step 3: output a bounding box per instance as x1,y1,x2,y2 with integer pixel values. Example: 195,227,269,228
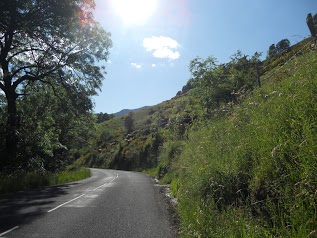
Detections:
111,0,157,26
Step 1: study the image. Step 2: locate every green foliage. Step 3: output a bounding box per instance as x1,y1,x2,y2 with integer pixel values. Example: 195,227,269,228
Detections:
276,39,291,52
188,51,261,117
96,112,115,123
0,167,90,194
157,141,184,181
268,44,278,59
50,166,91,185
0,85,95,172
79,37,317,238
171,46,317,237
0,0,111,168
80,95,196,171
124,111,135,133
267,39,291,59
263,38,313,75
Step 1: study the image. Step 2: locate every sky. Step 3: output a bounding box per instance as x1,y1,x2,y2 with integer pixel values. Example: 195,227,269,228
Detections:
92,0,316,114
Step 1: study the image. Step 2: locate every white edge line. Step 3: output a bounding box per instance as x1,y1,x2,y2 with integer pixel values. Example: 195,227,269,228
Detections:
47,194,85,213
0,226,19,236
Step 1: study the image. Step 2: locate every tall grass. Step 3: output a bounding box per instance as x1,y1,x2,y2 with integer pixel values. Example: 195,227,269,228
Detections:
0,166,91,194
167,50,317,237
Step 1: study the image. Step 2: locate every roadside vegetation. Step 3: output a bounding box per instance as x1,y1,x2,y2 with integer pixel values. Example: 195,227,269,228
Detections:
1,2,317,236
172,46,317,237
0,0,111,191
79,35,317,237
0,166,90,194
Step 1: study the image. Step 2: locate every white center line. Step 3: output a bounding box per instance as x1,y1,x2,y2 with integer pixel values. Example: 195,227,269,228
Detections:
92,173,119,191
0,226,19,237
47,172,119,213
47,194,85,213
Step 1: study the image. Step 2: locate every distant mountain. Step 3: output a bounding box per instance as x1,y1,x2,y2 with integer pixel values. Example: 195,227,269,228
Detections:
114,106,149,117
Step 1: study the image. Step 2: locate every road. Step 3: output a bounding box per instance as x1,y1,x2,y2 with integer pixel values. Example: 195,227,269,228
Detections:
0,169,176,238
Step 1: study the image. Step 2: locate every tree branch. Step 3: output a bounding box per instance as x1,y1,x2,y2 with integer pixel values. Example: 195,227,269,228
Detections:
12,65,60,89
7,48,46,62
38,78,63,102
0,39,3,51
12,74,39,89
11,65,39,78
0,81,5,92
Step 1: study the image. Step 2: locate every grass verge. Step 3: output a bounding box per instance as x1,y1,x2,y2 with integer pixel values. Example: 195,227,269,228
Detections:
0,166,91,194
164,47,317,237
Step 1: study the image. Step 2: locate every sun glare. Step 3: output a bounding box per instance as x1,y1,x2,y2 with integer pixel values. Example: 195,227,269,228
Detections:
112,0,157,26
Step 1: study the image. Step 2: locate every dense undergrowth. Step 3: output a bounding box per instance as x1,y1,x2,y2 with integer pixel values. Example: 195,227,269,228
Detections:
79,37,317,237
168,45,317,237
0,166,90,194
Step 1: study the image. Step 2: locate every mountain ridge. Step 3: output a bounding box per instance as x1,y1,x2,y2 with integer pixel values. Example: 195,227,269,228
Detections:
114,106,150,117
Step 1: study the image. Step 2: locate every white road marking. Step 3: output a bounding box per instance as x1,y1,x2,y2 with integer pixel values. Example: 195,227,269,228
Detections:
0,226,19,237
47,171,119,213
92,173,118,191
47,194,85,213
66,194,99,208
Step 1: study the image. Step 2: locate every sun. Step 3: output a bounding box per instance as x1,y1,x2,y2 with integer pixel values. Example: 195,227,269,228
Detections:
111,0,158,26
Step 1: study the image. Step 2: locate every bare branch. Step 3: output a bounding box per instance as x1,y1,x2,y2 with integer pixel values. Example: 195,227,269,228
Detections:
0,81,5,92
11,65,39,78
12,74,39,89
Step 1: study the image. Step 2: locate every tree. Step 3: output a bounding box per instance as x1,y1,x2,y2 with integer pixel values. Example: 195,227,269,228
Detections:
96,112,115,123
189,56,217,81
187,51,262,116
124,112,134,134
251,52,263,87
267,39,290,59
276,39,290,53
267,44,277,59
11,84,95,171
0,0,112,161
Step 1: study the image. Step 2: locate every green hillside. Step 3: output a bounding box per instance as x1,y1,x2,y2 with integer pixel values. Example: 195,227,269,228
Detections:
78,37,317,237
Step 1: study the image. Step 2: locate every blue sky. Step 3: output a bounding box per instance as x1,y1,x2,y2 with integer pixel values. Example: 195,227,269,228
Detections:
93,0,316,114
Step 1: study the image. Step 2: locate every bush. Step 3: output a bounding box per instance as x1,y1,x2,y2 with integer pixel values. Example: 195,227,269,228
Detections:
171,50,317,237
0,167,91,194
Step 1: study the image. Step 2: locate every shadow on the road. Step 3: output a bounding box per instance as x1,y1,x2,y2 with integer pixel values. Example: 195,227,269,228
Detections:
0,183,78,233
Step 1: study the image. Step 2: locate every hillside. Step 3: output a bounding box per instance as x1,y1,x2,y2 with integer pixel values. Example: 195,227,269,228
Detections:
77,37,317,237
114,106,150,117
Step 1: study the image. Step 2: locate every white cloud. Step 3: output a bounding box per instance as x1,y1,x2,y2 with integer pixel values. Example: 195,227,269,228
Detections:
130,62,142,69
152,64,156,68
143,36,180,60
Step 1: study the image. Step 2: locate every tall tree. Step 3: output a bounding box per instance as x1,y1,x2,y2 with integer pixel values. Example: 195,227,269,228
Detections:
12,84,95,171
0,0,112,161
124,112,134,134
267,44,277,59
267,39,290,59
187,51,262,116
96,112,114,123
276,39,290,53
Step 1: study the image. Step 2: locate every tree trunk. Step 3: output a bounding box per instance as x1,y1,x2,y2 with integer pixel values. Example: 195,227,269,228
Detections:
1,29,19,168
5,89,18,162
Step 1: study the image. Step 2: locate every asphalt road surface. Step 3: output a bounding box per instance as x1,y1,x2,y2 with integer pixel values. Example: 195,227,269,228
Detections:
0,169,176,238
